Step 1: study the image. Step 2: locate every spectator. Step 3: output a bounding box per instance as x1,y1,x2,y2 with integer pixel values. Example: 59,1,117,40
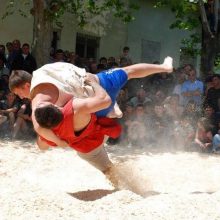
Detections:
99,57,107,69
173,115,195,149
12,98,33,139
0,91,20,135
205,74,220,113
5,42,13,69
203,104,219,134
54,49,65,62
0,54,10,78
119,46,132,66
182,100,201,127
173,67,186,106
89,61,98,74
130,87,152,107
150,102,173,146
212,120,220,154
193,117,213,152
116,89,128,113
164,94,184,121
127,104,148,146
181,67,204,108
20,43,37,74
10,39,23,71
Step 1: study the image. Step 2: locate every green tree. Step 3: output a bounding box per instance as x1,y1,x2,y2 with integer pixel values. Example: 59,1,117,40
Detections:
3,0,138,66
154,0,219,77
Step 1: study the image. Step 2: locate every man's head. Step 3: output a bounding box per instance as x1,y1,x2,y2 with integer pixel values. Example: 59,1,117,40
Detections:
9,70,32,99
22,43,30,55
187,68,196,82
12,39,21,51
123,46,130,56
211,74,220,88
35,103,63,129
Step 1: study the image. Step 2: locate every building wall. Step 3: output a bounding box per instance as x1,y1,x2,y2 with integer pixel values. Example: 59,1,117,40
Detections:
0,0,194,67
126,1,193,67
0,1,33,46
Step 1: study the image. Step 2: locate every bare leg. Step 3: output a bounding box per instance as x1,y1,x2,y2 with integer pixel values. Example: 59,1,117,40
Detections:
124,56,173,79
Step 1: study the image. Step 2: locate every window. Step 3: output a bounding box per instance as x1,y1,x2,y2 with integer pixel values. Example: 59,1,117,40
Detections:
75,33,99,59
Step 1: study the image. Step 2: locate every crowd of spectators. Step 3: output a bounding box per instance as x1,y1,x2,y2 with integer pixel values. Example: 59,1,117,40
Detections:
1,39,220,154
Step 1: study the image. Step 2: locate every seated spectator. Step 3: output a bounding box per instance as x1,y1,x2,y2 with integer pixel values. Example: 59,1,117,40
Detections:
172,67,186,106
12,98,33,139
204,73,214,97
54,49,65,62
119,102,135,144
192,117,213,152
130,87,152,107
99,57,107,69
97,63,106,73
150,102,173,146
5,42,13,69
127,104,148,146
108,62,119,69
212,120,220,154
89,61,98,74
107,56,116,68
164,94,184,121
116,89,128,113
0,54,10,78
154,89,166,104
119,57,130,67
173,115,195,149
0,91,20,136
204,74,220,113
182,100,201,127
203,104,219,134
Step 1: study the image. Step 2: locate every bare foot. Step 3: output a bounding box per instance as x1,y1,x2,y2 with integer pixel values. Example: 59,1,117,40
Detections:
103,166,119,189
107,103,123,118
162,56,173,73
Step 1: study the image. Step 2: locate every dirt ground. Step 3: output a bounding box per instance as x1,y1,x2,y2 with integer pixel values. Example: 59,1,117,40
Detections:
0,139,220,220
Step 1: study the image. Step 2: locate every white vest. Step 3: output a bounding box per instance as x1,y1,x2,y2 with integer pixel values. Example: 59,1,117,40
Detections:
30,62,94,106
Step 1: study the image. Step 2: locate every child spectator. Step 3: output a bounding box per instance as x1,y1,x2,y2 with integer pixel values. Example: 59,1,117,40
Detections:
0,91,20,136
12,98,33,139
193,117,213,152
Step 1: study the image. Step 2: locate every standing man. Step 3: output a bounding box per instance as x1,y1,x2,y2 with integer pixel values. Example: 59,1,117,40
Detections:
181,67,204,108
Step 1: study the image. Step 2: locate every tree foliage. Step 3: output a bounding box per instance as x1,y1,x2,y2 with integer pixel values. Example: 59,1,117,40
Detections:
154,0,203,58
2,0,139,27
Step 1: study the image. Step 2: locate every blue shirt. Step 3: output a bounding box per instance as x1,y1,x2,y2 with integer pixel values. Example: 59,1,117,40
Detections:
181,79,204,106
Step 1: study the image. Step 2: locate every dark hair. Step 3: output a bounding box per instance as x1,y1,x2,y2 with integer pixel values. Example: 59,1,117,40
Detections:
99,57,107,63
123,46,129,51
9,70,32,91
198,117,212,131
55,49,63,54
22,43,30,48
35,104,63,129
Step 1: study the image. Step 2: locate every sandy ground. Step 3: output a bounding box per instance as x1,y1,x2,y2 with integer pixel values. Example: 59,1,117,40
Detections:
1,139,220,220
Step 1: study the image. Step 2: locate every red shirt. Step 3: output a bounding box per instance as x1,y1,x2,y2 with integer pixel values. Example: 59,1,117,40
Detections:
41,100,121,153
